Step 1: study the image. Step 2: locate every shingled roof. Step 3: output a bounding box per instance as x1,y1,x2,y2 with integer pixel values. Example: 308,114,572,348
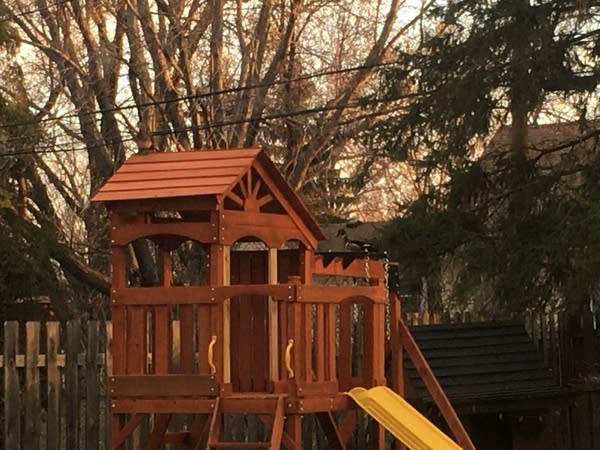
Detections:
405,322,562,413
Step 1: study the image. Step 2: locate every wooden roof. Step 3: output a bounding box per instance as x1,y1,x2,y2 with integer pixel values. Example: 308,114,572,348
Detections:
92,149,259,201
92,148,325,241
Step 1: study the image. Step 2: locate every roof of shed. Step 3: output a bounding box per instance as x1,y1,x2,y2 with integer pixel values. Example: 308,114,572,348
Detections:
92,148,325,241
405,321,562,412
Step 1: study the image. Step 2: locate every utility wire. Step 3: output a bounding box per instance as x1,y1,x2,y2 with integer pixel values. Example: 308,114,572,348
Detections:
0,0,71,23
0,97,409,157
0,61,400,131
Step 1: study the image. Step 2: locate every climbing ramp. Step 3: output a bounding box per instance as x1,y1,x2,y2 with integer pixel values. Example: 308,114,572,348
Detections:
348,386,463,450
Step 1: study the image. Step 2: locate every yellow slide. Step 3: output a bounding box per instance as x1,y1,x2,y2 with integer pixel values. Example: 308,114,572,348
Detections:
348,386,463,450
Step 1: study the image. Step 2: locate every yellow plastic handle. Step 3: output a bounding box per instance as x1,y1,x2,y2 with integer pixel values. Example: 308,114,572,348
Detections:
208,335,217,375
285,339,294,379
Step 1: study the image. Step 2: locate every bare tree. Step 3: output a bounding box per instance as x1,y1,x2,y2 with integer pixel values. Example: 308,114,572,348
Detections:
1,0,424,308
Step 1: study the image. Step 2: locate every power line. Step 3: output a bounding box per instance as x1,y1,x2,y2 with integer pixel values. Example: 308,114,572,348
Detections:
0,0,71,24
0,97,409,157
0,61,399,131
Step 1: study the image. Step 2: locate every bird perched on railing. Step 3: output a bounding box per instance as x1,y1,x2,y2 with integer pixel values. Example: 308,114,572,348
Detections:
336,228,378,253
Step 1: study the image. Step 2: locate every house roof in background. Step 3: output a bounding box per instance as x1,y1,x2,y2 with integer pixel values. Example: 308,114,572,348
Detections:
405,321,562,413
483,121,599,169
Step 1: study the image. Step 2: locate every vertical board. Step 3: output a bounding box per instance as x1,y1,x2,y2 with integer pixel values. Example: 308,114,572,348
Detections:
86,321,100,450
126,307,147,374
325,304,337,381
268,248,279,383
338,303,352,389
153,306,171,373
179,305,194,374
315,304,325,381
4,321,20,450
66,320,81,450
24,321,41,450
47,322,61,450
230,250,269,392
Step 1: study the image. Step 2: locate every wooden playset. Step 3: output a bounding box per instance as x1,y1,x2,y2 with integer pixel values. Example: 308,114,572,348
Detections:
93,148,475,449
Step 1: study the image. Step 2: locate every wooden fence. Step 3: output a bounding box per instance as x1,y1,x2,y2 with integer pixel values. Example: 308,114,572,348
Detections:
2,313,600,449
1,320,110,450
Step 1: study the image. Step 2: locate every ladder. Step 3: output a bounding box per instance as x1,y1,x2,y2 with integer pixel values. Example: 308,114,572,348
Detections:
205,395,286,450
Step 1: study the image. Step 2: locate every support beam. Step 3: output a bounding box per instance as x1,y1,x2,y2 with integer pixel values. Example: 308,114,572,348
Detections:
269,248,279,382
398,319,476,450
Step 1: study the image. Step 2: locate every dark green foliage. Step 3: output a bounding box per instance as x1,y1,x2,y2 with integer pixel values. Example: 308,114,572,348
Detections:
0,216,59,302
375,0,600,315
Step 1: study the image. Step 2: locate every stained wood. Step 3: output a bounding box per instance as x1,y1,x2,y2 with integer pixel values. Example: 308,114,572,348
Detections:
96,185,232,202
338,303,352,390
315,304,325,381
220,224,306,248
222,245,231,383
113,284,293,305
86,321,100,450
297,285,386,304
112,414,144,448
268,248,279,382
152,306,171,374
197,304,212,373
111,221,214,246
325,304,337,381
303,304,312,381
110,374,218,397
110,196,217,213
126,307,147,374
4,322,20,450
269,396,285,450
313,255,386,279
24,322,41,450
315,412,345,450
66,320,81,450
46,322,60,450
144,413,171,450
252,161,321,248
230,250,269,392
179,304,194,374
111,398,216,414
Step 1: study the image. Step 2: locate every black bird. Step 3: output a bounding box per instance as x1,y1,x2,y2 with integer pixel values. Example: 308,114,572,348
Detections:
336,228,378,253
344,218,363,229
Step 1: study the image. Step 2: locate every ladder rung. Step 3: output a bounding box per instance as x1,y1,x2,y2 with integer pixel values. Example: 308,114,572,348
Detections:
209,443,270,448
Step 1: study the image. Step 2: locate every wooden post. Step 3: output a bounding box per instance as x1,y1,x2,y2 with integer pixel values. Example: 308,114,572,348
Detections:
222,244,231,384
66,320,81,450
46,322,60,450
86,321,101,450
398,319,476,450
24,321,41,450
4,321,20,450
268,248,279,383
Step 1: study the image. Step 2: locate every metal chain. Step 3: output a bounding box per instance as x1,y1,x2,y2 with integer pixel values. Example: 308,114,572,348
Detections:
364,251,370,280
383,251,391,340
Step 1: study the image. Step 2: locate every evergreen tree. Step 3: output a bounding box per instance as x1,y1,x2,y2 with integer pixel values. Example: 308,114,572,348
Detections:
374,0,600,315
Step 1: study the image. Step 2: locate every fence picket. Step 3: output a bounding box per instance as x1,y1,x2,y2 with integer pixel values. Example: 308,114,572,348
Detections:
66,319,81,450
1,313,600,449
47,321,61,450
4,321,20,450
87,321,100,450
24,321,41,449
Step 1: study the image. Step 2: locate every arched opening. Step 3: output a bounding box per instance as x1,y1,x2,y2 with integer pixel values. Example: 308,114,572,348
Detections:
230,236,270,392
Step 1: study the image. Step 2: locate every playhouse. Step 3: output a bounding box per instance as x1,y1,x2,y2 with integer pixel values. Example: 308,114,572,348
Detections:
92,148,474,449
